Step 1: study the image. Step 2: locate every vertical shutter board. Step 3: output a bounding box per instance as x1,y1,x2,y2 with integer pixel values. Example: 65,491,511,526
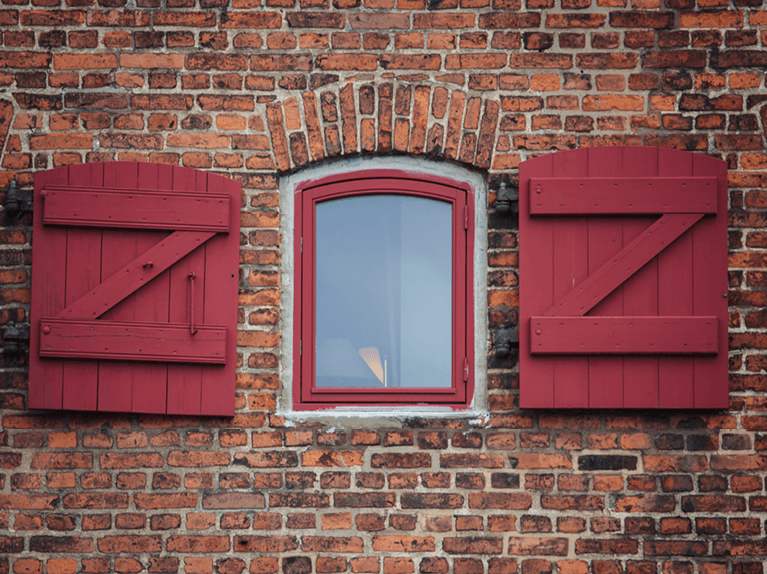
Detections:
96,261,137,412
614,147,660,408
97,162,140,412
29,166,68,409
166,238,205,415
199,171,222,415
520,155,555,408
692,154,730,408
658,230,695,407
657,151,695,408
551,149,589,408
166,167,208,415
174,163,197,192
157,162,174,191
585,147,626,409
131,162,171,415
622,218,660,408
61,163,101,411
199,174,240,416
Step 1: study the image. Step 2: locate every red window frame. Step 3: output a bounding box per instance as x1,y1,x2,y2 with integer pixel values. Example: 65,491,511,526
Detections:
294,170,474,410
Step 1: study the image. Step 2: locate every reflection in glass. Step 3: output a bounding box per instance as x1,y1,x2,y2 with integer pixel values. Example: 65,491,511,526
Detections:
315,194,452,389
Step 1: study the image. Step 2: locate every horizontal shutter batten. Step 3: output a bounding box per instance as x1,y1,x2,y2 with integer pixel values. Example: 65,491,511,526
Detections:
529,177,718,215
530,316,718,355
40,319,226,364
43,187,230,232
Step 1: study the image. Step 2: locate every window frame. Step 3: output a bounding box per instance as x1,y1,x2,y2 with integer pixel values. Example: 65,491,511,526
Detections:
293,169,475,410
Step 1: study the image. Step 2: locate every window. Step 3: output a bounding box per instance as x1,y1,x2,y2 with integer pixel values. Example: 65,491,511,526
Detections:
293,170,475,410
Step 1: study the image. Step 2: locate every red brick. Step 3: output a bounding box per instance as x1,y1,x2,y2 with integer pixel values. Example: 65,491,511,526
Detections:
479,13,540,29
509,538,568,556
577,53,637,69
443,537,503,555
468,493,532,509
614,495,675,513
575,539,639,555
643,50,707,68
644,540,708,556
220,11,281,28
509,54,572,69
680,11,743,28
134,493,197,510
546,13,605,28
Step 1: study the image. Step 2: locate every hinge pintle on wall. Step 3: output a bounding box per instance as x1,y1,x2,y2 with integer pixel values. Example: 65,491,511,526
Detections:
3,318,29,357
4,180,33,220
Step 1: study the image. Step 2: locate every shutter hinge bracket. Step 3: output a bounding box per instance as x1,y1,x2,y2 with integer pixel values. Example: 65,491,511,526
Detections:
463,206,469,230
463,357,469,381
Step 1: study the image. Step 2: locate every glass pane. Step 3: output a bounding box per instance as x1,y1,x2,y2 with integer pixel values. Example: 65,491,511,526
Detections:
315,194,452,389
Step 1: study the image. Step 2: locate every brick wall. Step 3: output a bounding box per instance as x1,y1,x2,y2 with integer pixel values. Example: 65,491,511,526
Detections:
1,2,767,574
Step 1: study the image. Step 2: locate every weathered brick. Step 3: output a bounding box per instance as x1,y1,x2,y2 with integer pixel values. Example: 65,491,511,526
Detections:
644,540,709,556
509,538,569,556
575,539,639,555
30,536,94,553
166,536,230,553
233,535,298,553
302,536,363,553
220,12,281,28
469,493,532,509
334,492,395,508
443,537,503,555
401,494,463,509
615,495,676,513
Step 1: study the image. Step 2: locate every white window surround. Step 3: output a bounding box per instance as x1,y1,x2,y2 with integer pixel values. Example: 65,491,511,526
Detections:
278,156,488,424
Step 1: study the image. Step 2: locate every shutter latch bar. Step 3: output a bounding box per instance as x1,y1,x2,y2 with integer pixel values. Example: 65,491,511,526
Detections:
188,272,197,336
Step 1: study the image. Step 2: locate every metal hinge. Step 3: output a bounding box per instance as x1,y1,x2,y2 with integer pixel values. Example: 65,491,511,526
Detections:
463,206,469,230
300,340,302,356
300,237,303,253
463,357,469,381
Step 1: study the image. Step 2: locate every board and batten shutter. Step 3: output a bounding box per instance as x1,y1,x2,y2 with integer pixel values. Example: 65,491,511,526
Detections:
519,147,728,409
29,162,240,416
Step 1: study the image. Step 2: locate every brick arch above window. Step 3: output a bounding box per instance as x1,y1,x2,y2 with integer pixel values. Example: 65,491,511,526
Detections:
262,82,503,174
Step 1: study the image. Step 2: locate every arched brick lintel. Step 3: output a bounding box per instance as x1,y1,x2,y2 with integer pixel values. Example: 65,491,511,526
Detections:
264,82,510,175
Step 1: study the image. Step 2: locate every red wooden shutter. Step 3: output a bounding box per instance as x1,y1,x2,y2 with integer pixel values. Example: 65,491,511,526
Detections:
29,162,240,416
519,147,728,409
